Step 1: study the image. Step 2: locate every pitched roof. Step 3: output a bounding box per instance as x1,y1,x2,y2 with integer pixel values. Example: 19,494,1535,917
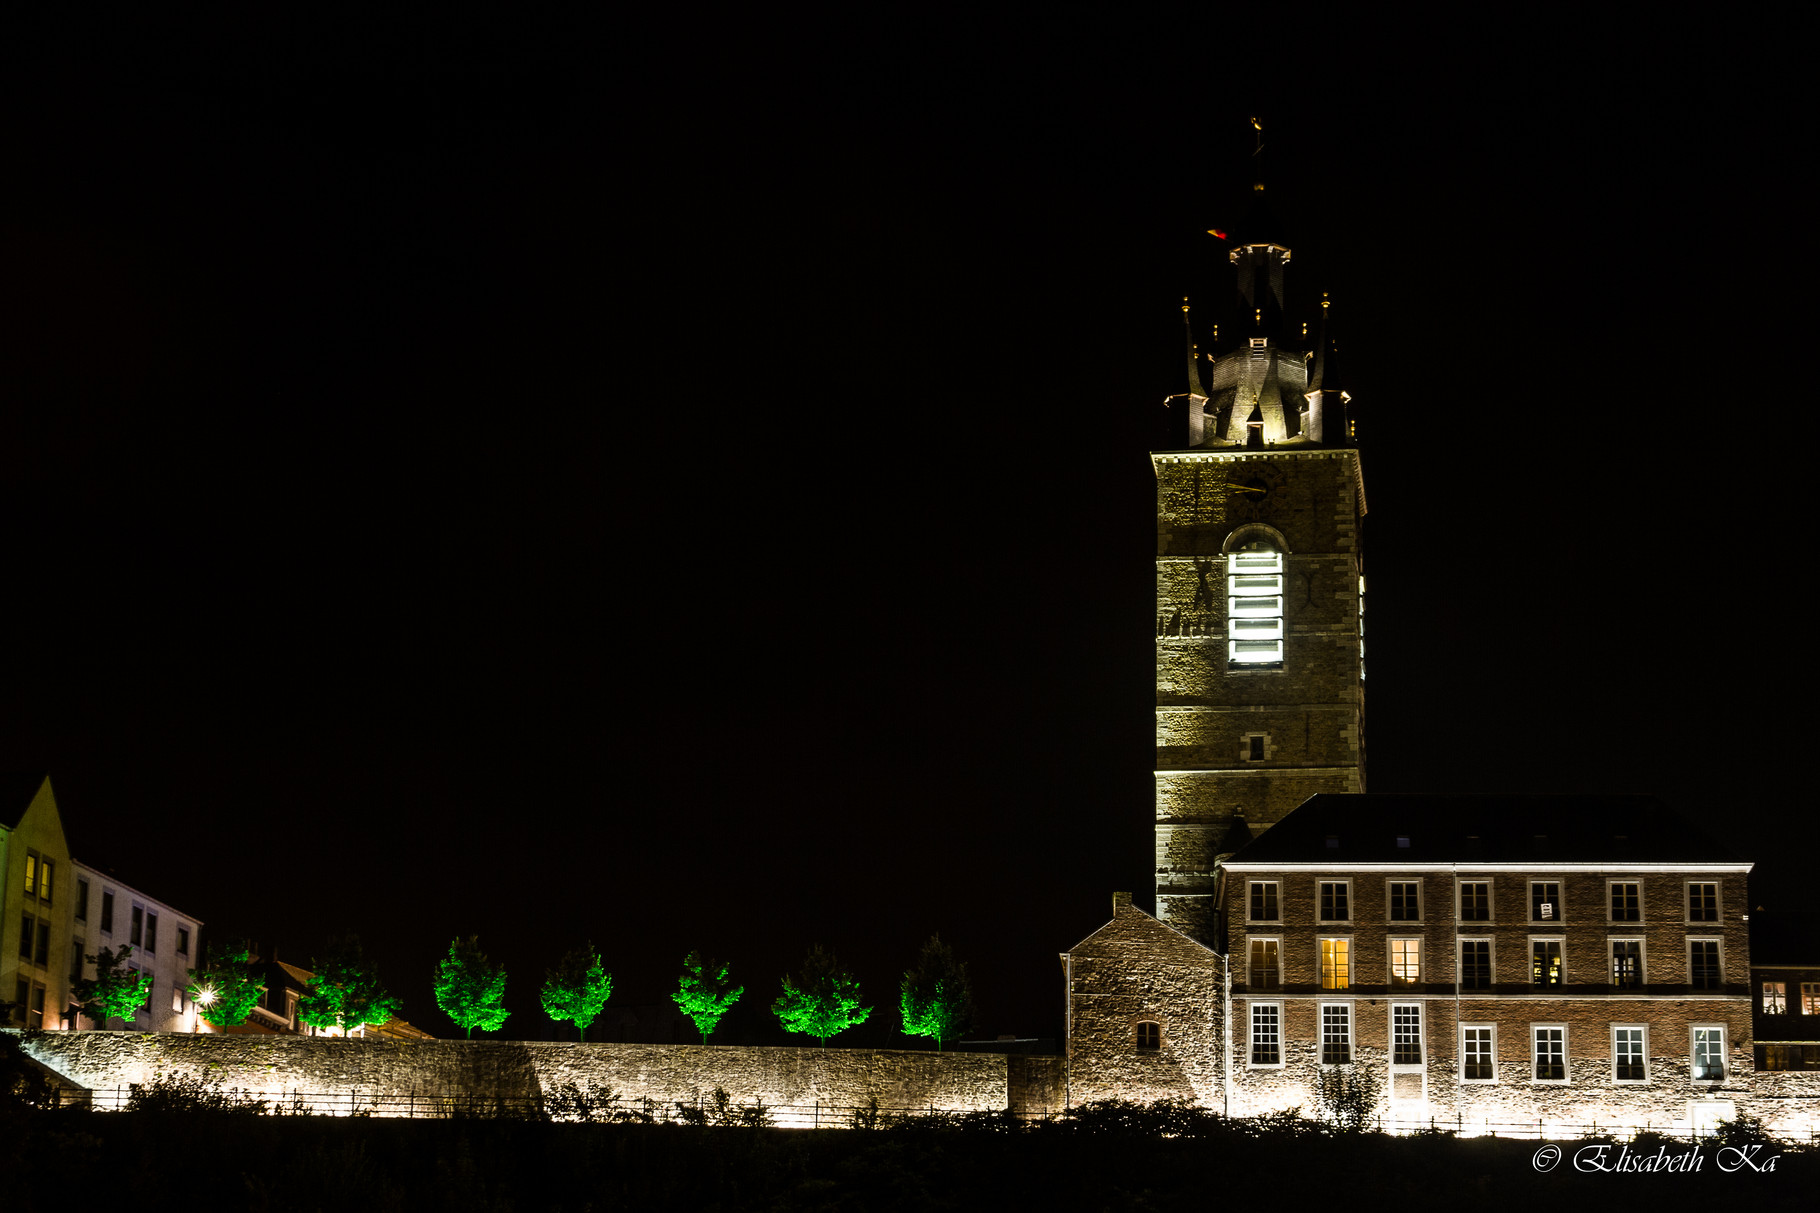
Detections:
1750,912,1820,967
1225,793,1743,866
0,772,50,830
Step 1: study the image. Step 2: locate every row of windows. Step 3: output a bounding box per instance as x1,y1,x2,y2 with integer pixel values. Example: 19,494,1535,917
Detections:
1246,1004,1727,1083
1759,1044,1820,1071
67,880,189,957
1248,879,1723,925
11,979,47,1029
16,915,51,968
1244,935,1727,991
1760,982,1820,1015
21,852,54,904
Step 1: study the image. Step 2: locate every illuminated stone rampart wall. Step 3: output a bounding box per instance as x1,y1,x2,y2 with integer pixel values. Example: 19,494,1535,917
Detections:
14,1030,1065,1121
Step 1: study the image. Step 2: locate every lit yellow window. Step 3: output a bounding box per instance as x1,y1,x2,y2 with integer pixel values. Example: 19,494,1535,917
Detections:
24,855,37,897
1320,938,1350,990
1391,940,1419,986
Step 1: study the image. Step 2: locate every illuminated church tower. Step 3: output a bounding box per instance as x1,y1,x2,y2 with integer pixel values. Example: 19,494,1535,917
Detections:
1153,132,1366,945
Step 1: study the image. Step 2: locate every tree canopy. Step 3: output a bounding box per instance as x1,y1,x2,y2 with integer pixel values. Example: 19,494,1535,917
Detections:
540,945,612,1042
74,944,153,1026
296,936,401,1038
772,945,870,1046
671,952,742,1044
433,936,510,1039
898,934,975,1051
185,940,266,1028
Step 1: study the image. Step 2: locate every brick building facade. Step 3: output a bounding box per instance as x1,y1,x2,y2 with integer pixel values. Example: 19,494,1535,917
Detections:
1064,795,1786,1134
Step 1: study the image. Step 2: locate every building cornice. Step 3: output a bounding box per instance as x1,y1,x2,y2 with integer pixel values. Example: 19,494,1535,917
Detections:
1220,862,1754,874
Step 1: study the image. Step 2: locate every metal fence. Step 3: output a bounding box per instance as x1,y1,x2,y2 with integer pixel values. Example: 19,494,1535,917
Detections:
49,1087,1820,1143
60,1086,1049,1128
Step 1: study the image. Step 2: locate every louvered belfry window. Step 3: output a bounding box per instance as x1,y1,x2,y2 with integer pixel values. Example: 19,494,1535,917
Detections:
1228,545,1284,665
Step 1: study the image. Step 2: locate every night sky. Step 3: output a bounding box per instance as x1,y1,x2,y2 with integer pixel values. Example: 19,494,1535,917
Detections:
5,16,1812,1044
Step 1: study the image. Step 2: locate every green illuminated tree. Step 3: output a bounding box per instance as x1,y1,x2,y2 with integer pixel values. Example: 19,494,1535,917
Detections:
185,940,266,1029
74,944,154,1027
898,934,974,1051
772,945,870,1046
296,936,401,1038
434,935,510,1039
671,952,743,1044
541,945,613,1042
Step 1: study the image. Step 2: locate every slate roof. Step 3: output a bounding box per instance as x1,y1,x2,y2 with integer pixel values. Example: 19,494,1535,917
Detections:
1750,912,1820,967
0,772,50,830
1225,793,1744,866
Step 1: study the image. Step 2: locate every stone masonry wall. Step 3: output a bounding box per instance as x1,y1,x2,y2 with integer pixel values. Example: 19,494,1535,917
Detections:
13,1031,1063,1124
1152,450,1365,950
1064,895,1224,1109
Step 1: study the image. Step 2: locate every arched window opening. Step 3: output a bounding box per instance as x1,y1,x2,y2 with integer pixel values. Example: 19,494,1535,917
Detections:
1135,1021,1161,1050
1228,541,1284,666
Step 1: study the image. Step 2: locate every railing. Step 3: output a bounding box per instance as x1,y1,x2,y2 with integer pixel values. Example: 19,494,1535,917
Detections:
49,1087,1820,1144
59,1086,1057,1128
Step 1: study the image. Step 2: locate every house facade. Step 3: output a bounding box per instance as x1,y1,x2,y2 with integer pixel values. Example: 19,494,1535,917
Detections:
1063,794,1808,1135
4,773,208,1033
3,775,75,1030
69,861,205,1033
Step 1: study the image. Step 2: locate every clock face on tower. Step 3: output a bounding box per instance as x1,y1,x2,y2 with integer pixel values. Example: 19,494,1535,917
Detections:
1225,463,1284,523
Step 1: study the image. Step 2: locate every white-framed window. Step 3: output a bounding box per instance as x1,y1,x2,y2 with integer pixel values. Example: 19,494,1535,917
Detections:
1609,880,1642,923
1613,1025,1648,1083
1391,1003,1422,1066
1461,1024,1496,1082
1318,880,1352,922
1530,937,1564,988
1688,938,1723,990
1248,881,1280,922
1249,1001,1283,1067
1389,938,1421,987
1610,938,1646,988
1387,880,1421,922
1457,879,1492,923
1529,880,1561,923
1320,1002,1352,1065
1227,546,1284,665
1459,937,1493,991
1319,937,1352,990
1691,1025,1726,1081
1686,881,1719,924
1531,1025,1568,1083
1247,937,1281,991
1762,981,1787,1013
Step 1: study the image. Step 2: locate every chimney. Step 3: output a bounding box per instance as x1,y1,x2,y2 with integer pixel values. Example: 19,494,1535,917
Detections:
1112,891,1132,915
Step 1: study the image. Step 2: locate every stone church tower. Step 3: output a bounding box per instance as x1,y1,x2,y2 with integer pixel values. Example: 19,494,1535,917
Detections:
1153,159,1366,946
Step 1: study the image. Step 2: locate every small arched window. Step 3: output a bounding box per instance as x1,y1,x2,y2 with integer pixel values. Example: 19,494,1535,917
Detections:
1227,541,1284,665
1135,1021,1162,1050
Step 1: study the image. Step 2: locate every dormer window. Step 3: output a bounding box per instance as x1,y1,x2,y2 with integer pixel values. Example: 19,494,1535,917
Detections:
1228,544,1284,666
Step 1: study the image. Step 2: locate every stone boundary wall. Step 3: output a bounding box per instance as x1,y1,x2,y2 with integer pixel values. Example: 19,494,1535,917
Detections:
11,1031,1065,1120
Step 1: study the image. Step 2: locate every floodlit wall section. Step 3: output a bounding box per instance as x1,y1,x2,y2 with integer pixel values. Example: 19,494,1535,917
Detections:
16,1031,1066,1124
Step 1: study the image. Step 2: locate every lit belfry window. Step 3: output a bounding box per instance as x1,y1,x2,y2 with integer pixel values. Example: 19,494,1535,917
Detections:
1227,543,1284,665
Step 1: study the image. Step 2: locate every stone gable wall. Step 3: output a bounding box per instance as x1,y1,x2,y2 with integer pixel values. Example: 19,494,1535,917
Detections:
1065,901,1225,1109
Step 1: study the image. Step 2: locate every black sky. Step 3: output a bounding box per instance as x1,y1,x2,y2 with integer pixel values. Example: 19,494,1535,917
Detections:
4,14,1812,1044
